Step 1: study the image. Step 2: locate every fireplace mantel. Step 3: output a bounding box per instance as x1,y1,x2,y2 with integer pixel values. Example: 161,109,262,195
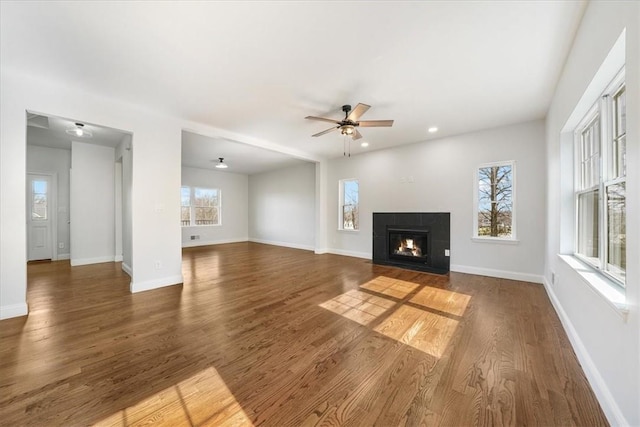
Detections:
372,212,450,274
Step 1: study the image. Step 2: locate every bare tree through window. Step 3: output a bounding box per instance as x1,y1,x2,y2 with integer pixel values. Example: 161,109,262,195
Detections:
341,179,359,230
477,164,513,238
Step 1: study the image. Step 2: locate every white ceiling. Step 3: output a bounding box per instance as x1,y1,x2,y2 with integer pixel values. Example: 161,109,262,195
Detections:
182,131,311,175
26,114,129,150
2,1,586,162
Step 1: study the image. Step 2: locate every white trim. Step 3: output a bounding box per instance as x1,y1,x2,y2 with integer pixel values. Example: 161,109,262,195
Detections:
471,237,520,245
326,248,371,259
450,264,543,284
542,277,628,427
130,275,183,293
57,253,70,260
0,302,28,320
181,237,248,248
314,247,329,255
114,254,123,262
70,255,115,266
122,262,133,276
249,238,314,252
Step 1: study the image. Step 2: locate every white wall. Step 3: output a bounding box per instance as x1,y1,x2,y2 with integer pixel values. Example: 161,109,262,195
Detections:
545,2,639,425
26,145,71,259
0,69,183,316
325,120,546,283
70,141,115,265
248,162,316,251
181,166,248,247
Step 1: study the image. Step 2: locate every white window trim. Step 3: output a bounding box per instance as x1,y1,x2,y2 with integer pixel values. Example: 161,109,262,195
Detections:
338,178,359,232
573,67,625,288
472,160,517,243
181,186,222,227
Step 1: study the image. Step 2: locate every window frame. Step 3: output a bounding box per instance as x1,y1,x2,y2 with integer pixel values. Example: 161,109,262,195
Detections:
573,67,626,287
180,186,222,227
473,160,517,242
338,178,359,231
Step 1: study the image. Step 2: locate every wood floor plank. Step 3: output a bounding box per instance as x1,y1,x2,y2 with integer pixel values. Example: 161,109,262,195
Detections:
0,242,608,426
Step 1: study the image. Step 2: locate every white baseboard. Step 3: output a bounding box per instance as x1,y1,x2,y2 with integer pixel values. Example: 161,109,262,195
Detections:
56,253,70,260
542,278,627,427
314,247,329,255
450,264,544,284
0,302,28,320
114,254,123,262
131,274,183,293
182,237,248,248
70,255,115,266
122,262,132,276
326,248,371,260
249,238,314,252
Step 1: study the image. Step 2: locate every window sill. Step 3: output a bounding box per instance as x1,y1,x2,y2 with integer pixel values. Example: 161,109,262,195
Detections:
182,224,222,228
337,229,359,233
557,254,628,321
471,237,519,245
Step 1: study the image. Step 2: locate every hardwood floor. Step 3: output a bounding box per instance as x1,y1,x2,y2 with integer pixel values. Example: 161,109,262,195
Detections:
0,242,607,426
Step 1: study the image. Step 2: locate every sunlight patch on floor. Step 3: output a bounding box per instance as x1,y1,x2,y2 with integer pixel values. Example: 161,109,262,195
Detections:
410,286,471,316
374,304,459,358
320,276,469,358
94,366,253,427
319,289,395,326
359,276,420,299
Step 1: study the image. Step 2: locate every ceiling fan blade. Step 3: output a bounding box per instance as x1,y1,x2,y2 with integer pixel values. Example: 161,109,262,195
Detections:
357,120,394,127
352,129,363,140
312,127,339,137
347,103,371,121
305,116,340,124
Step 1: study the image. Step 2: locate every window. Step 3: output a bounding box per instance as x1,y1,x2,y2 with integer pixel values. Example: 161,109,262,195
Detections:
180,186,221,226
574,71,626,285
31,180,48,220
474,161,515,240
339,179,359,230
181,186,191,226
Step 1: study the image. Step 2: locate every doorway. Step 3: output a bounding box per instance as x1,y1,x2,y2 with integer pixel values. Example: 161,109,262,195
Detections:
27,173,56,261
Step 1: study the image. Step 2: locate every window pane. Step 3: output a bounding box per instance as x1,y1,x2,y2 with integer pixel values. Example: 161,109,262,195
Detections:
606,183,625,282
477,165,512,237
615,87,625,136
195,207,218,225
181,206,191,226
577,190,599,260
341,180,359,230
580,118,600,189
181,187,191,207
195,188,218,207
32,180,48,221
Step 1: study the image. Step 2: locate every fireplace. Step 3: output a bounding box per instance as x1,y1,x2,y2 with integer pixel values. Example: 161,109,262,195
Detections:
388,229,429,264
373,213,450,274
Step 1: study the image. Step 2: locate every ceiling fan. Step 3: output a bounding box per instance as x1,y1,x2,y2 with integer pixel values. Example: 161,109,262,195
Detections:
305,103,393,140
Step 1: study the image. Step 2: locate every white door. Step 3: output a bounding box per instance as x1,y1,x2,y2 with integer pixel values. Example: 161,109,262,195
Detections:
27,174,53,261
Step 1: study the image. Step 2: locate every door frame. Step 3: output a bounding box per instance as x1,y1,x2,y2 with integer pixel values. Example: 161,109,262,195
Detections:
26,171,58,261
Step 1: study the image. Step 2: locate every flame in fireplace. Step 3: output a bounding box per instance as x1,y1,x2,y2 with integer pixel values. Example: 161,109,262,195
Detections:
395,238,422,257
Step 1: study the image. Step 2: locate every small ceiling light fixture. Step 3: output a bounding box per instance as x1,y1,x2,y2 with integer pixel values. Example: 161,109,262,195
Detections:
66,122,92,138
428,126,438,133
360,141,369,147
215,157,228,169
341,124,355,136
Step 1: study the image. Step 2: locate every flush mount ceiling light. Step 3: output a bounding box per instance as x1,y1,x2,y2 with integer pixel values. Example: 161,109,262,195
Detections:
360,142,369,147
428,126,438,133
215,157,228,169
65,122,92,138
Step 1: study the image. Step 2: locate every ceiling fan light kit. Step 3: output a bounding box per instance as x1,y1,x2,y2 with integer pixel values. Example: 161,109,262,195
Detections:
305,103,393,146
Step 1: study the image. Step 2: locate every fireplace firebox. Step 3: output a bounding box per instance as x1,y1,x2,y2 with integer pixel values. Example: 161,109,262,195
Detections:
388,229,429,264
373,212,450,274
